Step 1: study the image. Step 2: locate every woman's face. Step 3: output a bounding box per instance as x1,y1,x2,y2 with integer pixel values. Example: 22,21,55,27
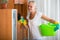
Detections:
28,2,36,13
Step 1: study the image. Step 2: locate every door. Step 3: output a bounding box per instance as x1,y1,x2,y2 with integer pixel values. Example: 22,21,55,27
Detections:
0,9,12,40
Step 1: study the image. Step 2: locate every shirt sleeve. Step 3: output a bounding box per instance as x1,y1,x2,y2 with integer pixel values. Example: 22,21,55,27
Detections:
38,12,42,18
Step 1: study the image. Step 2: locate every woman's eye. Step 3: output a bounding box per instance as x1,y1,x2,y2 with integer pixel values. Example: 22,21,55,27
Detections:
28,6,32,8
28,6,29,7
29,6,32,8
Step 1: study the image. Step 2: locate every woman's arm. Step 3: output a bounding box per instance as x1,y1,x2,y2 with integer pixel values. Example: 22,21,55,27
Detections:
41,14,58,24
24,19,29,29
24,25,29,29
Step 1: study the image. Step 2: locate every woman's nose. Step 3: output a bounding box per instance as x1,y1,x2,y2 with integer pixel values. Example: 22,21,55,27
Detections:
28,7,31,9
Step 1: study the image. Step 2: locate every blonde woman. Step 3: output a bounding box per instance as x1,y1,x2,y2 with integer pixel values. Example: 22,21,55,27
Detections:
27,1,57,40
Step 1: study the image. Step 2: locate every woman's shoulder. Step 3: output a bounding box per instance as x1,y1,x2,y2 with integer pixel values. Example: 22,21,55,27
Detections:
37,11,42,17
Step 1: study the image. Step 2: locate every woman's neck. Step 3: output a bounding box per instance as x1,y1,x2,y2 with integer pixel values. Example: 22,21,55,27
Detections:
29,11,36,20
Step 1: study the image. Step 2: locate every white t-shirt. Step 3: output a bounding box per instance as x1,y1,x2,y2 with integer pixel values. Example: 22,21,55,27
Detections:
27,11,59,40
27,11,45,40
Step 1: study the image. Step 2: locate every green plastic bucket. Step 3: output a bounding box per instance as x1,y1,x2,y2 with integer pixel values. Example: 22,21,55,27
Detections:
39,23,56,36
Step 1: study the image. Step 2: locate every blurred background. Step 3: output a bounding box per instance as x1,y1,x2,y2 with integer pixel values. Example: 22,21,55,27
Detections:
0,0,60,40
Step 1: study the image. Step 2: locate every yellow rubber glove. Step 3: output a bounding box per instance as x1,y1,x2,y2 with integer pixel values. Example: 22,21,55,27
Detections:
18,19,27,25
54,21,59,24
23,20,27,25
